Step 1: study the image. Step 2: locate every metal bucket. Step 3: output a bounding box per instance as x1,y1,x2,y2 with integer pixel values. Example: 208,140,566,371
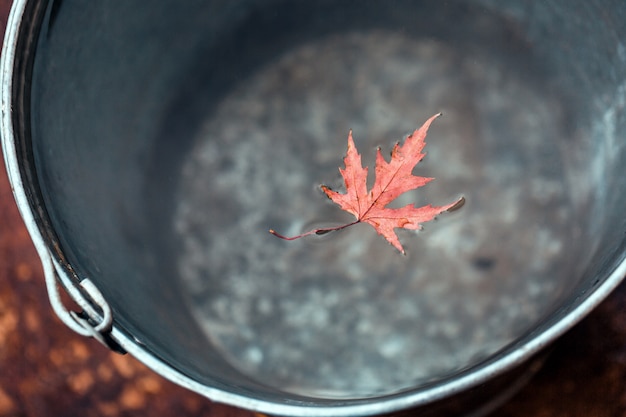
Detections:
2,0,626,415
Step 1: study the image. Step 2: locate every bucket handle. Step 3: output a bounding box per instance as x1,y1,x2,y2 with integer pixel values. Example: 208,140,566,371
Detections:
43,255,126,353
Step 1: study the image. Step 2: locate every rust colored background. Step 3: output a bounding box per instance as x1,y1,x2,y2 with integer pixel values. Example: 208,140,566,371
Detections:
1,1,626,416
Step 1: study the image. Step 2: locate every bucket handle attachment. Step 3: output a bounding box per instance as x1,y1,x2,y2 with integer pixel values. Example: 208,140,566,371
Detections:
43,256,126,353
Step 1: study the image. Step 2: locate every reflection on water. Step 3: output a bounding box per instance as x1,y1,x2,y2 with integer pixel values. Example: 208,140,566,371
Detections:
174,23,583,398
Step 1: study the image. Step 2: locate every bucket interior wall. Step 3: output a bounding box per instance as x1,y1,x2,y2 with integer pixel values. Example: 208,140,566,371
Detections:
26,0,626,403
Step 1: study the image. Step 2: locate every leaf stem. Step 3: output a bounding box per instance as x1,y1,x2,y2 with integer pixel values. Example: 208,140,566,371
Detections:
269,220,360,241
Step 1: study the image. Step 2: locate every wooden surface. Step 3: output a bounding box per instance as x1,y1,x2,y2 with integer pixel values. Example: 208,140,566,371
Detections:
1,2,626,416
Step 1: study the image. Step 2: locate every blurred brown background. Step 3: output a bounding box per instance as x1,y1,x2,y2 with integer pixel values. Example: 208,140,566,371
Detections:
1,1,626,416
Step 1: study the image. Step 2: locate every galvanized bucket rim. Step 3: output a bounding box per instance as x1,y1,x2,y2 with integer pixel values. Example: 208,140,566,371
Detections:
2,0,626,415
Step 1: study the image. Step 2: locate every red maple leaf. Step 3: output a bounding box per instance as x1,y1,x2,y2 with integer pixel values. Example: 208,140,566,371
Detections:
270,113,464,254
